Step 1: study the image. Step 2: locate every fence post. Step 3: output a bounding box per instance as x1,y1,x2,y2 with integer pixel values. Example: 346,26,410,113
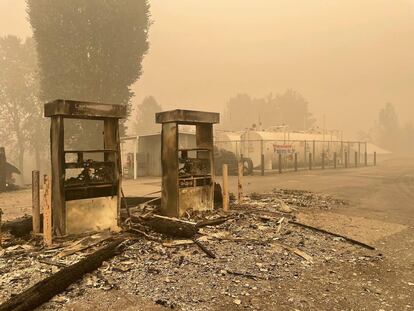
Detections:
312,140,316,157
260,140,264,176
43,175,52,247
294,153,298,172
32,170,41,234
309,153,312,170
304,140,307,167
334,152,337,169
237,161,243,204
345,151,348,168
222,164,229,212
355,151,358,168
322,153,325,170
374,151,377,166
133,138,138,180
261,154,265,176
278,153,282,174
364,151,368,166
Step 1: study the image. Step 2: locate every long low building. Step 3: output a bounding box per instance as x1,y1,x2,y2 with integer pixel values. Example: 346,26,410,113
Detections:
122,128,388,177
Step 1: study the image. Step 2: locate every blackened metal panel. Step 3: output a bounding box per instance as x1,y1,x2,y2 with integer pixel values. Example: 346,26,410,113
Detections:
45,99,127,119
156,110,219,124
178,186,212,216
196,123,215,211
161,122,179,217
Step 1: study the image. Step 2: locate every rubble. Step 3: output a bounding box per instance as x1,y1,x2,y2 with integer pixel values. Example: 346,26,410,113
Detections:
0,188,381,311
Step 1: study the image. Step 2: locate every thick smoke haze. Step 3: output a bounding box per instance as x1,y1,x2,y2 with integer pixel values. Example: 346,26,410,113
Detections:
1,0,414,137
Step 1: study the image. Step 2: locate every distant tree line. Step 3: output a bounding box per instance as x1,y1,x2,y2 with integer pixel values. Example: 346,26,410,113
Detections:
132,96,162,136
0,1,151,181
222,89,316,131
359,102,414,153
0,36,47,181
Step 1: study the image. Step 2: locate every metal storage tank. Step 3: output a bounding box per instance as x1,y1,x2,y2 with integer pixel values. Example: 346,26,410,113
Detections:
214,131,242,158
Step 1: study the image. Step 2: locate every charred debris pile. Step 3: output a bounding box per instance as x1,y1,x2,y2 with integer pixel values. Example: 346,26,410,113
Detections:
0,189,380,311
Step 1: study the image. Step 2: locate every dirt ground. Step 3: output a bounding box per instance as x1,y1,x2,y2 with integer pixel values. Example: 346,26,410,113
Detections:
0,156,413,310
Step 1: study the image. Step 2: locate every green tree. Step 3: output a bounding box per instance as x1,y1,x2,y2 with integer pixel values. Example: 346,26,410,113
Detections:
0,36,41,181
27,0,151,142
133,96,162,135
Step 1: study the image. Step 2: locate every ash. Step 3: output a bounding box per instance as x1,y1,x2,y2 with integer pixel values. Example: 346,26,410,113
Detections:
0,189,380,311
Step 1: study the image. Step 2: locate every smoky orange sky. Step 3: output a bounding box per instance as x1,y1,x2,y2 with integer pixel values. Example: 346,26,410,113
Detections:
1,0,414,137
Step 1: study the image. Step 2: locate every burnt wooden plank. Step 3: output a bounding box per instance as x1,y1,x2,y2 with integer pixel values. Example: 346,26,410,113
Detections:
65,185,116,201
50,116,66,236
156,109,220,124
64,149,117,153
0,238,125,311
44,99,127,119
161,122,179,217
104,119,121,225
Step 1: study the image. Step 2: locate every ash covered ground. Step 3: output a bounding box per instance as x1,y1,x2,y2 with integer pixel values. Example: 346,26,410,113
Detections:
0,189,391,311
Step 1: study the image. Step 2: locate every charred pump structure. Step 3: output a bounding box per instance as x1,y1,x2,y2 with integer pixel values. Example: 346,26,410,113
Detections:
44,99,126,236
156,110,220,217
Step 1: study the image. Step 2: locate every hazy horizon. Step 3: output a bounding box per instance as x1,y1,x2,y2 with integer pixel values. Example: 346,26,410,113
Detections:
1,0,414,138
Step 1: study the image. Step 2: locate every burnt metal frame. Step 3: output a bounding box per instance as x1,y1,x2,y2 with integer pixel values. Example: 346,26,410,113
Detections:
156,109,220,217
44,99,126,236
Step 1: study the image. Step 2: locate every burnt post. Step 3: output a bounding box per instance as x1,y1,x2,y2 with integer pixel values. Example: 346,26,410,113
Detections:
309,153,313,170
0,147,6,192
294,153,298,172
43,175,52,247
334,152,337,169
374,151,377,166
32,170,41,234
355,151,358,168
156,110,220,217
44,100,126,236
278,153,282,174
222,164,229,212
238,161,244,204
